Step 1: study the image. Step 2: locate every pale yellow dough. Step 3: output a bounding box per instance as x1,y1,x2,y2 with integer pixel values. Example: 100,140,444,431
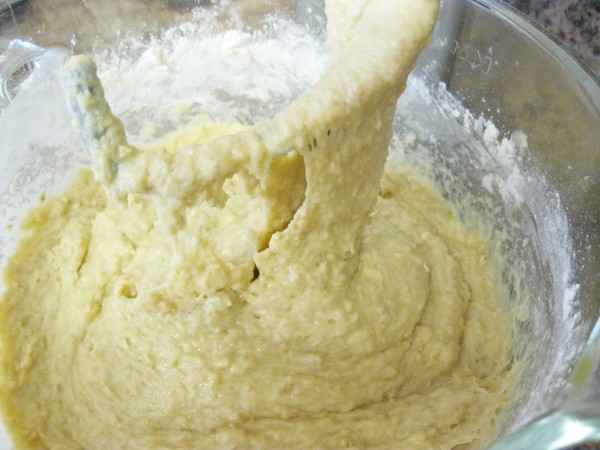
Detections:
0,0,516,449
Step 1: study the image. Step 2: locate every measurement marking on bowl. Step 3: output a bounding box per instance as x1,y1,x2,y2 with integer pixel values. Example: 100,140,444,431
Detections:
448,39,495,75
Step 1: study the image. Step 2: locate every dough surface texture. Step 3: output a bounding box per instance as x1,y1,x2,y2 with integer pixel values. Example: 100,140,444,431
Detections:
0,0,515,448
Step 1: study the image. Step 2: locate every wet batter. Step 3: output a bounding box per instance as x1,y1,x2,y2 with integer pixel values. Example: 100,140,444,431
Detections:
0,0,516,448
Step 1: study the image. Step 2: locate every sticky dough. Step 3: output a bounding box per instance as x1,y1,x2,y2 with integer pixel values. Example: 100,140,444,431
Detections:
0,0,516,448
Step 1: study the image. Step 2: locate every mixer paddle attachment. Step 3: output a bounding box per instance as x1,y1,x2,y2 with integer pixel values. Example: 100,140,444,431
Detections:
61,55,139,187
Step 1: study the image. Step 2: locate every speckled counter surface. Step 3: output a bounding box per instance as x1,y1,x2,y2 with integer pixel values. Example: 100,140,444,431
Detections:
505,0,600,79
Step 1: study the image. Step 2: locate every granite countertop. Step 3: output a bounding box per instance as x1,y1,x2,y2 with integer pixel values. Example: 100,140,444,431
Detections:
505,0,600,79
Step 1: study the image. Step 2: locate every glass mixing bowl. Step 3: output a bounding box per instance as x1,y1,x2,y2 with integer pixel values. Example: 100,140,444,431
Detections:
0,0,599,448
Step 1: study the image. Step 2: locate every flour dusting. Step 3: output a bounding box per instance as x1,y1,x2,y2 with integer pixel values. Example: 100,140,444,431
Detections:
391,75,576,433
